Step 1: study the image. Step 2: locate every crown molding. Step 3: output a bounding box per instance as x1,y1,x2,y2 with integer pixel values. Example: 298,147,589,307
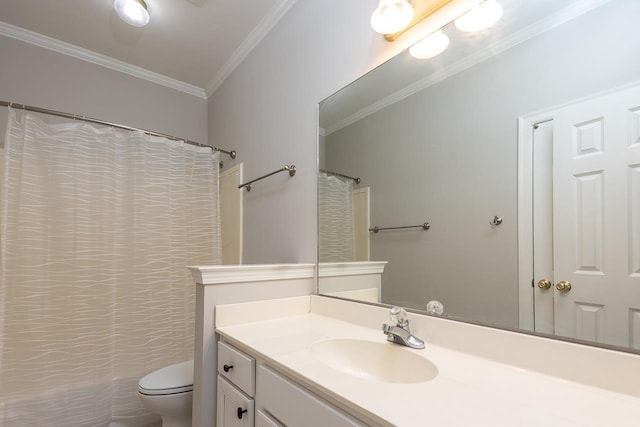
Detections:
324,0,613,136
318,261,388,278
188,263,315,285
0,21,207,99
205,0,299,97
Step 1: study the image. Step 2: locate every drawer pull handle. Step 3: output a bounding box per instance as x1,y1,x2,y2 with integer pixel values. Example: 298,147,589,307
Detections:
223,364,233,372
237,407,247,419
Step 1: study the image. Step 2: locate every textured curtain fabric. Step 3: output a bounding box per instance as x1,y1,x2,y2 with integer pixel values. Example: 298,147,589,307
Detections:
318,172,354,262
0,109,221,426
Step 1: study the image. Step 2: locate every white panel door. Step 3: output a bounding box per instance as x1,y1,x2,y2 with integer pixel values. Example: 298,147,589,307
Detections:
552,85,640,348
352,187,370,262
532,121,555,335
220,163,243,264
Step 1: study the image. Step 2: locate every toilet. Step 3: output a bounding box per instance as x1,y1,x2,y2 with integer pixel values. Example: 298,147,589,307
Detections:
137,360,194,427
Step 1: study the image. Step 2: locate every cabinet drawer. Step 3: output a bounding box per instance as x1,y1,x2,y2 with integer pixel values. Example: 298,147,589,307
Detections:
257,365,364,427
217,375,254,427
255,410,284,427
218,341,256,397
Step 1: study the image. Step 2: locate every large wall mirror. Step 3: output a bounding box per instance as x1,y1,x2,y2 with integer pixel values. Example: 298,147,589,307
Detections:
318,0,640,353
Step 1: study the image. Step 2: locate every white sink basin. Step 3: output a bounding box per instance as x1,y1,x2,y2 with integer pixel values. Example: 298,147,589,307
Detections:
310,338,438,383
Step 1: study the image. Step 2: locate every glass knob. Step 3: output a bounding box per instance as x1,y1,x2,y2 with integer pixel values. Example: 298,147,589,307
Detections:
426,300,444,315
390,306,408,326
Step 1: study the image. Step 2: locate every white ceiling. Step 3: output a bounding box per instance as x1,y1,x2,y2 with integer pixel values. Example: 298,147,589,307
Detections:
0,0,297,98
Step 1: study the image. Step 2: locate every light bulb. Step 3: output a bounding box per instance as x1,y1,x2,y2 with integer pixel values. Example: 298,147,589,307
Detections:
370,0,414,35
114,0,150,27
454,0,503,33
409,30,450,59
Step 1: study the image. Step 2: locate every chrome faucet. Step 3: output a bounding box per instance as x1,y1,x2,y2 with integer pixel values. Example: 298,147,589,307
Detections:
382,306,425,349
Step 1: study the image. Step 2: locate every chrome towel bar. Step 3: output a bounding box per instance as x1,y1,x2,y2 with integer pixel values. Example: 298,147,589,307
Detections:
369,222,430,233
320,169,361,184
239,165,296,192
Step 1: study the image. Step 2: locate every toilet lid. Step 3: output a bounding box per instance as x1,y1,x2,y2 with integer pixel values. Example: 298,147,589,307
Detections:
138,360,194,396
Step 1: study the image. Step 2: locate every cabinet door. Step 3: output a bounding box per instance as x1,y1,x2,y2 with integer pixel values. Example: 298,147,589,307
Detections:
217,375,255,427
218,341,256,396
257,365,364,427
255,410,284,427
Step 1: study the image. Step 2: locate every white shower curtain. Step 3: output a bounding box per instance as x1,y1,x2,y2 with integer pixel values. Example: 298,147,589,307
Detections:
318,172,355,262
0,109,221,427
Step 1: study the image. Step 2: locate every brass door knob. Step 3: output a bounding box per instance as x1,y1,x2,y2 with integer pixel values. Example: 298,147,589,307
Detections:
537,279,552,289
556,281,572,292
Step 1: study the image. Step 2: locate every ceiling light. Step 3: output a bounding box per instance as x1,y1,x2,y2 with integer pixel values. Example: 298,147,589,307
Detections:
454,0,503,33
370,0,415,35
409,30,450,59
114,0,150,28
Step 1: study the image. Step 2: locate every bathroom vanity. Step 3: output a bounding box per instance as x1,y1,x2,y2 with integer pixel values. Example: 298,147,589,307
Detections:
214,295,640,427
217,339,365,427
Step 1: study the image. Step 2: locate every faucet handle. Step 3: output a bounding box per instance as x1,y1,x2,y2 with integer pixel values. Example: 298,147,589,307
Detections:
389,306,408,327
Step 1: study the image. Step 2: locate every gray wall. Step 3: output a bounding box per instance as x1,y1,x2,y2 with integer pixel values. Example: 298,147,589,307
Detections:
0,36,208,145
206,0,412,264
324,0,640,327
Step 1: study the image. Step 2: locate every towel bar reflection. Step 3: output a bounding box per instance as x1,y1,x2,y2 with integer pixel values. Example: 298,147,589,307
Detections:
320,169,361,184
369,222,430,233
238,164,296,191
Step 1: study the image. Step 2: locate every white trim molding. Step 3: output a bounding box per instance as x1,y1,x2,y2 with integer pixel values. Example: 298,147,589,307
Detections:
318,261,387,278
0,0,298,100
204,0,299,97
0,22,207,99
188,263,315,285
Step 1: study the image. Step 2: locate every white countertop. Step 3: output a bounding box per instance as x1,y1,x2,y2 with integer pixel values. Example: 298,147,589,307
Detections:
215,296,640,427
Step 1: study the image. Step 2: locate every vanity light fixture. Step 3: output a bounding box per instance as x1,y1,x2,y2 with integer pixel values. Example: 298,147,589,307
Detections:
454,0,503,32
409,29,450,59
370,0,415,35
376,0,466,41
373,0,504,60
114,0,150,27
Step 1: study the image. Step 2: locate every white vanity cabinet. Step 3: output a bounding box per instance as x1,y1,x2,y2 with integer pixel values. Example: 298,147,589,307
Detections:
217,341,256,427
217,339,368,427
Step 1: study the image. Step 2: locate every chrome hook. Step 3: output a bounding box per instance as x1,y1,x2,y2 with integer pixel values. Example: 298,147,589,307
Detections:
490,216,503,227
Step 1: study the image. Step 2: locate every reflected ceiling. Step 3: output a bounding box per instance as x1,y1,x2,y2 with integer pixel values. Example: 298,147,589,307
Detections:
320,0,592,134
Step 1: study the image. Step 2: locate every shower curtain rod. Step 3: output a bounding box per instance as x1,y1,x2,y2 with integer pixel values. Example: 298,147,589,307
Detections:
0,100,237,159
